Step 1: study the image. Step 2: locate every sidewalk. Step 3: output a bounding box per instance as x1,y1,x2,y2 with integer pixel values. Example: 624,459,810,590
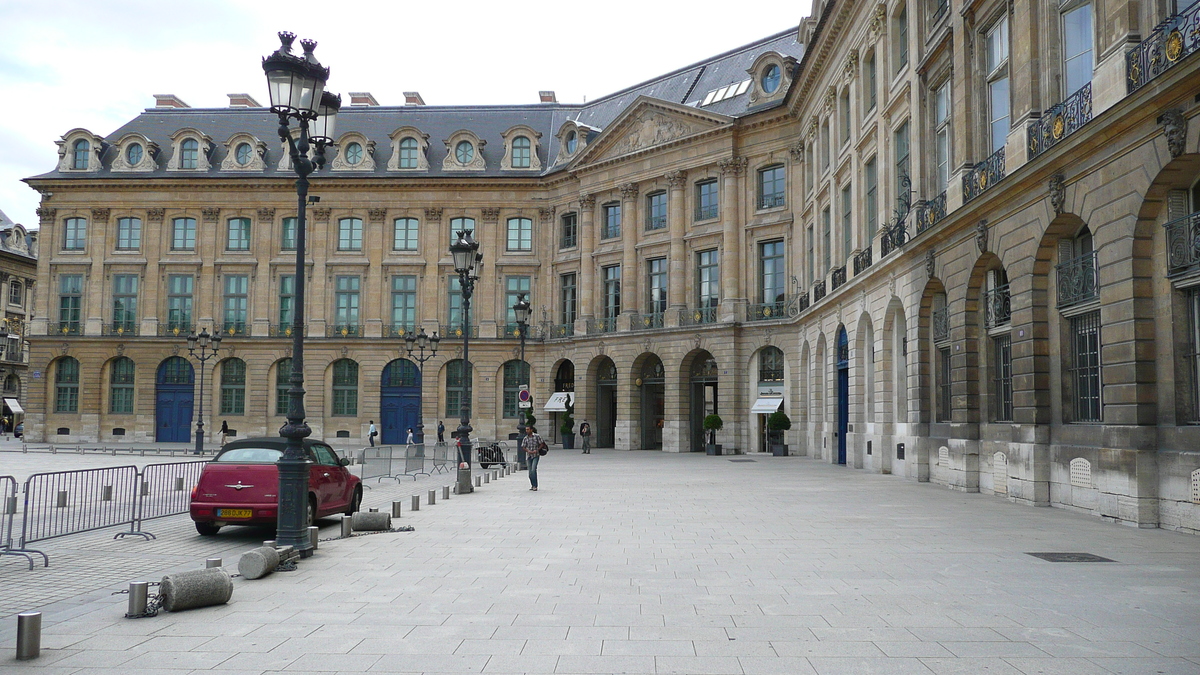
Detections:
3,450,1200,674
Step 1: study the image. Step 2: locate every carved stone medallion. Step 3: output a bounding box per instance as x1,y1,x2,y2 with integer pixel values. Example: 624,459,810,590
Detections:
976,219,989,253
1163,108,1187,158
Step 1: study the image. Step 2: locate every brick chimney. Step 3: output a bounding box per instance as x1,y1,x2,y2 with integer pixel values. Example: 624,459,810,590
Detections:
403,91,426,106
349,92,380,106
539,91,557,103
153,94,190,109
227,93,261,108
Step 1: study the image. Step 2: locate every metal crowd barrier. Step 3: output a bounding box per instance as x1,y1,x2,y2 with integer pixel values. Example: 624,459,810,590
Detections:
0,475,46,569
20,465,141,548
430,441,451,473
123,460,208,538
404,444,429,477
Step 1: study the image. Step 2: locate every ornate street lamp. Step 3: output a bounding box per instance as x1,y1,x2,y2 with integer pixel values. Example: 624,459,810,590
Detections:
512,293,531,468
450,230,481,494
185,328,222,456
262,31,340,557
403,327,440,444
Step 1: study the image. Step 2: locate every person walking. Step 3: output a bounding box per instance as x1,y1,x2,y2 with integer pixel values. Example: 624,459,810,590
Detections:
437,421,445,443
522,424,546,491
405,427,415,447
368,420,377,447
218,420,230,447
579,421,592,454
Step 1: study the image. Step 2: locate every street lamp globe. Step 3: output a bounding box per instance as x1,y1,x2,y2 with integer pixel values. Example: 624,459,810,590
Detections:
450,230,477,272
513,294,532,326
309,91,341,145
261,31,330,118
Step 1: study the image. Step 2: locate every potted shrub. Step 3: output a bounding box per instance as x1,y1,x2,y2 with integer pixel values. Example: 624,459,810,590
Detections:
767,410,792,456
559,397,575,450
703,414,724,455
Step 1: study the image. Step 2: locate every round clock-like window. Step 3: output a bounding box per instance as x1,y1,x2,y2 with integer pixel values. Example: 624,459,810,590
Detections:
125,143,143,166
565,130,577,154
761,64,782,94
344,142,363,165
235,142,253,166
455,140,475,164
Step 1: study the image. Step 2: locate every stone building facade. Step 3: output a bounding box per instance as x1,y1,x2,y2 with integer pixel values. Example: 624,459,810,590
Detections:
0,209,39,422
23,0,1200,532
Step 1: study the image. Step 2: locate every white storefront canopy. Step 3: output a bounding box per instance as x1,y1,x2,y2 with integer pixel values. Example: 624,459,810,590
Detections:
544,391,575,412
3,398,23,414
750,397,784,413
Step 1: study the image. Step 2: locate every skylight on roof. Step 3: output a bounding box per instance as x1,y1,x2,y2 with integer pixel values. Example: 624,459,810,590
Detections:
700,79,752,107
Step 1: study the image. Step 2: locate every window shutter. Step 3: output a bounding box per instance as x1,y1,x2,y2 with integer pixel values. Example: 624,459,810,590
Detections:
1168,189,1189,221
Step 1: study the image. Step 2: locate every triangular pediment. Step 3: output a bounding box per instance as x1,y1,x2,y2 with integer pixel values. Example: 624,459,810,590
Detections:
572,97,733,167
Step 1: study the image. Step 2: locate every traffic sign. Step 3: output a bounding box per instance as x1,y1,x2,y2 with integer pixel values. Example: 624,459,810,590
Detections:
518,400,532,409
518,389,532,403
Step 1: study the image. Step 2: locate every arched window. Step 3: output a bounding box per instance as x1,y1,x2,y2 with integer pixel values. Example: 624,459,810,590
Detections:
275,358,292,416
159,356,193,384
180,138,199,169
72,139,90,170
55,357,80,413
445,359,472,418
332,359,358,416
398,137,419,169
512,136,531,168
759,346,785,383
382,359,420,387
110,357,135,414
502,360,530,418
3,374,19,396
220,358,246,415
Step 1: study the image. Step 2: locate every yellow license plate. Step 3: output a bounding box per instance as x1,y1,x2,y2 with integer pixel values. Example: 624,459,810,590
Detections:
217,508,252,518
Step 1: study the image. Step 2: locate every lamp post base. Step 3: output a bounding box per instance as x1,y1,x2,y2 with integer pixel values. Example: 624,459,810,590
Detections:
457,467,474,494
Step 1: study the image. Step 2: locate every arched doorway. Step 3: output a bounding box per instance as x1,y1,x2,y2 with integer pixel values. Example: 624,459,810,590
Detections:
837,327,849,465
156,356,194,443
381,358,420,444
549,360,575,444
689,352,718,452
639,356,665,449
595,357,617,448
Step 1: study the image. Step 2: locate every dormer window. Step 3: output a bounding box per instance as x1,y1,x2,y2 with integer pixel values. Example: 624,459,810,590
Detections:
399,138,419,168
388,127,430,172
500,126,543,171
512,137,531,168
126,143,144,166
112,132,158,172
747,52,797,105
566,131,577,154
456,141,475,164
345,142,363,165
234,143,253,166
333,134,376,171
761,64,781,94
72,140,90,169
57,129,104,172
443,131,486,171
181,139,199,169
220,133,267,172
167,130,212,171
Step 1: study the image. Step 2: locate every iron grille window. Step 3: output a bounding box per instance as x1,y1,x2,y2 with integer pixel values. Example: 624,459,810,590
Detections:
938,347,952,422
223,275,249,333
560,212,578,249
275,358,292,416
227,218,251,251
602,202,621,240
560,273,577,326
1070,311,1102,422
391,275,417,334
394,218,419,251
507,217,533,251
993,334,1013,421
648,258,668,314
841,183,853,265
172,217,196,251
697,250,719,309
332,359,359,416
695,180,719,220
110,357,135,414
758,165,786,209
116,217,141,250
281,217,297,250
220,358,246,415
63,217,87,251
55,357,79,413
278,275,295,329
502,360,530,418
58,274,83,331
646,192,667,230
112,275,138,332
445,359,472,417
603,265,622,318
338,217,363,251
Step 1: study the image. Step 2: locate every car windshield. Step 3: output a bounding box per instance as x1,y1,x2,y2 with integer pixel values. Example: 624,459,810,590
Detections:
215,447,283,463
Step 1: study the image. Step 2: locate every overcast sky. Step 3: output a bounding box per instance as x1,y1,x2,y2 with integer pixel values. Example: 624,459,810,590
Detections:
0,0,812,229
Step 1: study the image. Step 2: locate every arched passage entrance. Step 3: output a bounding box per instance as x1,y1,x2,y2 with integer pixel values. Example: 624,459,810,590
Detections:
547,360,575,445
688,351,718,452
381,358,420,444
595,357,617,448
156,356,194,443
638,355,665,449
837,327,849,465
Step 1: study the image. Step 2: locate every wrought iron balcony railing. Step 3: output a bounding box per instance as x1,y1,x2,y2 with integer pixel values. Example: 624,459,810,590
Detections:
588,317,618,335
1056,251,1099,308
326,324,363,338
382,322,416,338
963,147,1006,203
219,322,249,337
1166,210,1200,276
103,322,138,337
796,290,811,313
932,307,950,343
696,204,719,221
758,193,786,210
1127,4,1200,93
831,266,847,291
915,191,947,234
853,247,873,275
747,302,786,322
500,323,544,340
157,323,192,337
679,306,718,326
548,322,574,339
440,324,479,339
631,312,665,330
269,323,306,338
812,280,827,303
1028,83,1093,159
646,215,667,230
984,284,1012,329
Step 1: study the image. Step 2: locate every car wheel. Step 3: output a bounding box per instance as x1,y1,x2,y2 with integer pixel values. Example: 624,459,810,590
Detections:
344,486,362,516
306,496,317,528
195,522,221,536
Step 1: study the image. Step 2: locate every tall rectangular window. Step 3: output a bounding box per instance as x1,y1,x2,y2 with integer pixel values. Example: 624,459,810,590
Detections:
993,334,1013,421
112,274,138,332
450,217,475,245
275,358,293,416
504,276,532,329
55,358,79,413
391,275,416,333
841,183,853,263
220,359,246,415
758,165,786,209
697,250,719,309
116,217,141,251
865,157,878,242
393,218,419,251
894,5,909,73
338,217,363,251
507,217,533,251
398,137,419,168
167,275,193,331
63,218,87,251
110,358,135,414
603,265,622,318
935,82,951,193
839,89,851,147
602,202,621,240
58,274,83,331
938,347,952,422
807,224,816,283
865,50,877,112
278,275,295,329
1062,3,1094,96
646,192,667,230
281,217,297,250
448,276,463,327
695,180,719,220
172,217,196,251
895,121,911,199
560,273,577,325
647,258,668,314
223,275,249,333
1071,311,1102,422
226,218,251,251
560,212,577,249
822,207,832,274
987,15,1011,154
334,276,360,327
760,240,785,306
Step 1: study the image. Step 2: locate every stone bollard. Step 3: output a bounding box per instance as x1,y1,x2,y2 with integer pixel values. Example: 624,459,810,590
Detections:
205,558,222,569
309,526,319,551
15,612,40,660
442,485,450,500
350,511,391,531
428,490,436,506
411,495,420,511
237,547,280,580
484,473,490,484
475,476,482,488
159,568,233,611
391,501,403,518
340,514,353,538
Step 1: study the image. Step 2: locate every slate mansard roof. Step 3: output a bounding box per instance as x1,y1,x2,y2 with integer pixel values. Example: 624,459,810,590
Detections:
29,29,803,182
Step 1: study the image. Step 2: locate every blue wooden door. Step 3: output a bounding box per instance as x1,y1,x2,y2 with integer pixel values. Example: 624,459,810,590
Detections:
837,328,849,465
381,359,421,444
155,357,194,443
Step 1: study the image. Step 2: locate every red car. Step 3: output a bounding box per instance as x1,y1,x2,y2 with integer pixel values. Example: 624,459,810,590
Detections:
190,437,362,536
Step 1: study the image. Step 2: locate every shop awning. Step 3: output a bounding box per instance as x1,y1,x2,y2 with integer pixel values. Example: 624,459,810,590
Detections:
544,392,575,412
750,397,784,413
4,398,23,414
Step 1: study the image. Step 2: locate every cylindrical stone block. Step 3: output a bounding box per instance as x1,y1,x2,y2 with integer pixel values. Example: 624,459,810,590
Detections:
55,491,67,508
127,582,148,616
340,515,353,538
350,511,391,531
493,470,498,481
205,558,222,569
308,526,319,551
16,612,40,660
237,547,280,581
427,490,436,505
391,501,403,518
453,483,459,494
159,568,234,611
411,495,420,511
442,485,450,500
484,473,490,484
262,540,275,548
101,485,113,502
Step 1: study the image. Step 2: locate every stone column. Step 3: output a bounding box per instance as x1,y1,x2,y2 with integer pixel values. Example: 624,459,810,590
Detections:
665,170,688,324
576,194,596,334
619,183,640,329
86,208,109,336
718,157,746,322
480,208,500,339
252,208,275,337
365,208,387,338
423,208,443,334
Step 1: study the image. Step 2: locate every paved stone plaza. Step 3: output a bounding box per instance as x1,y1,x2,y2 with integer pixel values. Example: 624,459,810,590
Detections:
2,449,1199,674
